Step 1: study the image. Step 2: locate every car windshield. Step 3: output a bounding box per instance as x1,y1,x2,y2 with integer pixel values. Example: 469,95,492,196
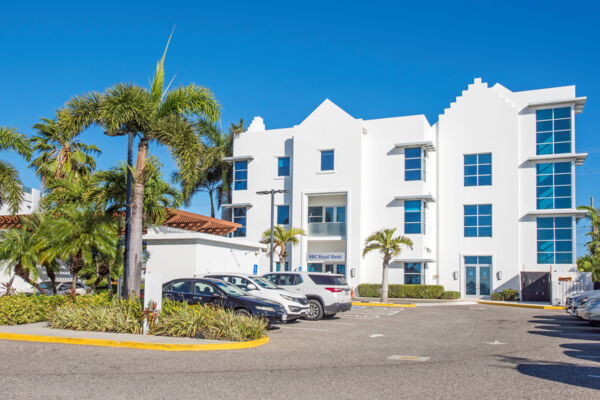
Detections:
213,280,249,297
252,277,279,290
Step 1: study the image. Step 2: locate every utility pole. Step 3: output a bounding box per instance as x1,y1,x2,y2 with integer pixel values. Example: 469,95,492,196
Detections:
257,189,288,272
123,132,134,299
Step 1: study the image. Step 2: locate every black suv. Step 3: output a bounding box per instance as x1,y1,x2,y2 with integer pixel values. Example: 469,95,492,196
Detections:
162,278,287,324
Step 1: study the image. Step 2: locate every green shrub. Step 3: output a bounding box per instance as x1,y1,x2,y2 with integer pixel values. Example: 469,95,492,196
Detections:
490,292,504,301
0,293,111,325
501,289,520,301
440,291,461,299
357,284,444,299
49,298,142,333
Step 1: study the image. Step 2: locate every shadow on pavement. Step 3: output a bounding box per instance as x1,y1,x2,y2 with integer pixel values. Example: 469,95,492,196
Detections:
497,355,600,390
527,314,600,341
561,343,600,362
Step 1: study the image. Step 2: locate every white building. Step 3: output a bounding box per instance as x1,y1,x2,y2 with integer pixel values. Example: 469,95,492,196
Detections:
226,78,588,299
0,186,41,215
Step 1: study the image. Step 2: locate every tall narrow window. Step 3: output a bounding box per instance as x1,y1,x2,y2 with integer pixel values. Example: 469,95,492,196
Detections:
536,162,572,209
278,157,290,176
464,204,492,237
405,147,425,181
464,153,492,186
404,263,422,284
232,207,247,237
277,205,290,225
404,200,424,234
336,206,346,223
320,150,334,171
537,217,572,264
233,160,248,190
536,107,571,155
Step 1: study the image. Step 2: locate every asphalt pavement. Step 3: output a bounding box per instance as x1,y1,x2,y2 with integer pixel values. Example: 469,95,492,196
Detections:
1,304,599,399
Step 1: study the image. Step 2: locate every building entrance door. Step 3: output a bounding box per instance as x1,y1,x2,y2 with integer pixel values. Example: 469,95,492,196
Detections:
464,256,492,297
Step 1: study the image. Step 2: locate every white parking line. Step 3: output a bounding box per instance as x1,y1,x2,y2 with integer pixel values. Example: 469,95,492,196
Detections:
308,321,354,326
369,334,384,338
280,327,329,332
387,355,430,361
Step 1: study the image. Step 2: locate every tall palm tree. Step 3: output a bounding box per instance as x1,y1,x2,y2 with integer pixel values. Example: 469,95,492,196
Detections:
0,127,32,214
362,228,413,303
261,226,305,270
60,33,220,297
174,166,220,217
29,116,100,189
577,204,600,281
194,118,244,221
0,226,47,294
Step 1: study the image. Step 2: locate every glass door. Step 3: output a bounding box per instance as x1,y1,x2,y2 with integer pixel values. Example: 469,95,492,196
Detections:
464,256,492,297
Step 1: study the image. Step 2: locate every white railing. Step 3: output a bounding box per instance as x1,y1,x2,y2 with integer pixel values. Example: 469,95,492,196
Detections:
552,280,594,306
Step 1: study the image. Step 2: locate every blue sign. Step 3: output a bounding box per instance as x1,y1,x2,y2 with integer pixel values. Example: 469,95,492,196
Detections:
298,266,302,271
253,264,258,275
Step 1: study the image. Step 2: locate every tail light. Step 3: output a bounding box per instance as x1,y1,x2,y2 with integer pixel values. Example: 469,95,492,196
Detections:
325,287,343,293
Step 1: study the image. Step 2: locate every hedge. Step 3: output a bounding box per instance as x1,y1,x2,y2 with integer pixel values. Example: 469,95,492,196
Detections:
490,289,520,301
357,284,444,299
440,291,461,299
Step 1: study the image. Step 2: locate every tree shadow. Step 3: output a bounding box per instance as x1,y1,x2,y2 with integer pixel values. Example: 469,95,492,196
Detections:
527,314,600,341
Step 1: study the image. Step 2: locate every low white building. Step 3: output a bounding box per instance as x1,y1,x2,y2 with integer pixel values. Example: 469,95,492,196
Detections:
226,78,589,300
0,186,41,215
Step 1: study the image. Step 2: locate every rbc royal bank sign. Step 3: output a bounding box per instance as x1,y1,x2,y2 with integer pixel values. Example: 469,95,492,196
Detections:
307,252,345,262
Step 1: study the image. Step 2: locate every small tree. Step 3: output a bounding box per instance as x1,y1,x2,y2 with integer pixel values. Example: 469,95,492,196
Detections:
577,204,600,281
362,228,413,303
0,127,32,214
0,227,47,294
261,226,305,270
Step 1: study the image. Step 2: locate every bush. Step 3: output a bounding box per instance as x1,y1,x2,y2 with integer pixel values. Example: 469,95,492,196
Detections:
440,291,461,299
490,292,504,301
357,284,444,299
501,289,520,301
0,293,111,325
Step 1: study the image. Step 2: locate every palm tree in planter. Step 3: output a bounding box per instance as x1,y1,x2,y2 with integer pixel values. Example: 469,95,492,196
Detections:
261,226,306,271
0,225,47,294
60,34,219,296
0,127,32,214
362,228,413,303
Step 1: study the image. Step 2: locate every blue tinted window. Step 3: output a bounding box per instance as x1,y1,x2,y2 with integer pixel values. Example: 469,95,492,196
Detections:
537,217,572,264
233,207,247,237
464,204,492,237
277,205,289,225
404,200,425,234
277,157,290,176
536,162,571,210
464,153,492,186
405,147,425,181
404,262,422,285
536,107,572,155
233,160,248,191
321,150,334,171
336,207,346,223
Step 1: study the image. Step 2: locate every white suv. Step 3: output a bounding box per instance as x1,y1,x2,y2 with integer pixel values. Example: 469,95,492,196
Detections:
262,272,352,320
201,273,310,321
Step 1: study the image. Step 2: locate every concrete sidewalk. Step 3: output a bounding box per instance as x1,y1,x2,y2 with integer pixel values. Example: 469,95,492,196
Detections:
0,322,269,351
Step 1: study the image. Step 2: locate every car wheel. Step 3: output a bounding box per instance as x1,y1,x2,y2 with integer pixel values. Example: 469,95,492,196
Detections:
323,313,336,319
235,308,251,317
305,299,324,321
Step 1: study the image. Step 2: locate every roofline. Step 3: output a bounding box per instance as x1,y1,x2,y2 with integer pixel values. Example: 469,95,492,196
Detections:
527,97,587,114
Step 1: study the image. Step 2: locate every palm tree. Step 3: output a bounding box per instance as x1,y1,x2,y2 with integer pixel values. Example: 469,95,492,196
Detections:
60,33,220,296
261,226,305,270
0,127,32,214
0,226,47,294
194,118,244,221
362,228,413,303
174,166,220,217
577,204,600,281
29,116,100,189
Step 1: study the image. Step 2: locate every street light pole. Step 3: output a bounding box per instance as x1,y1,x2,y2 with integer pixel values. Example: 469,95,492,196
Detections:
123,132,134,299
257,189,288,272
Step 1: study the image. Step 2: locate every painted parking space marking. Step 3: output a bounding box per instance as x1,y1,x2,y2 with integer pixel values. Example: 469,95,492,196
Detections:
369,334,384,338
485,340,506,345
387,355,430,361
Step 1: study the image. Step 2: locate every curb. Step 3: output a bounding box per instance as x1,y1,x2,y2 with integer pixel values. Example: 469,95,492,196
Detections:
0,332,269,351
476,301,565,310
352,302,416,308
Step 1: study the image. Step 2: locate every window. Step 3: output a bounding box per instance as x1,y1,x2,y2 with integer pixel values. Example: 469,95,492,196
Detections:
307,263,322,272
404,200,425,234
308,274,347,285
325,207,334,222
308,206,323,223
233,160,248,190
278,157,290,176
404,263,422,284
193,282,215,295
275,262,289,272
233,207,247,237
320,150,334,171
537,217,573,264
170,280,192,294
464,153,491,186
464,204,492,237
536,107,571,155
405,147,425,181
536,162,572,209
277,205,289,225
336,206,346,223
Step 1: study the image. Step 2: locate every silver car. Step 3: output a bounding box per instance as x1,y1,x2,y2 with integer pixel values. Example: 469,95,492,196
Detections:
567,290,600,316
576,296,600,326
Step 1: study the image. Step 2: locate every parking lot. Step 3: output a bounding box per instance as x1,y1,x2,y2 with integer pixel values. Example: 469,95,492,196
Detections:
1,304,599,399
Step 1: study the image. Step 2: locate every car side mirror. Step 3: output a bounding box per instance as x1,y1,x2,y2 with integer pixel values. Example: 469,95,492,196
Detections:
247,283,258,291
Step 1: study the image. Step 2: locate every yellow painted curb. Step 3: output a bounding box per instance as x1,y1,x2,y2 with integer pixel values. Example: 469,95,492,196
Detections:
476,301,565,310
0,332,269,351
352,302,416,308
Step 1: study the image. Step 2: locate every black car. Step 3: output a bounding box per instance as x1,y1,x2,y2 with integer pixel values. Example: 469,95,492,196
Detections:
162,278,287,324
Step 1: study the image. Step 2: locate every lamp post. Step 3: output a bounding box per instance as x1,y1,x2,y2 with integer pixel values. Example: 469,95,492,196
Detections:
257,189,288,272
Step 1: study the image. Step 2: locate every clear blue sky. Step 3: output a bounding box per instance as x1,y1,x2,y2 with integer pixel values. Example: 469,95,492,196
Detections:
1,1,598,255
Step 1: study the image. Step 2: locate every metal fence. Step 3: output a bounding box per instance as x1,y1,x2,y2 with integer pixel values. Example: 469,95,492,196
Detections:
552,280,594,306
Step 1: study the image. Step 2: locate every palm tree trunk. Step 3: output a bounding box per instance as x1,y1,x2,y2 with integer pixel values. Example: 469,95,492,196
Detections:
45,266,57,295
70,252,85,293
127,141,148,298
381,259,389,303
208,188,215,218
15,264,46,295
89,262,110,293
221,169,231,221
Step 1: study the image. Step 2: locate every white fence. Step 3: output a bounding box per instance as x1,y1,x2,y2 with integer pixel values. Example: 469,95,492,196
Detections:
552,280,594,306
